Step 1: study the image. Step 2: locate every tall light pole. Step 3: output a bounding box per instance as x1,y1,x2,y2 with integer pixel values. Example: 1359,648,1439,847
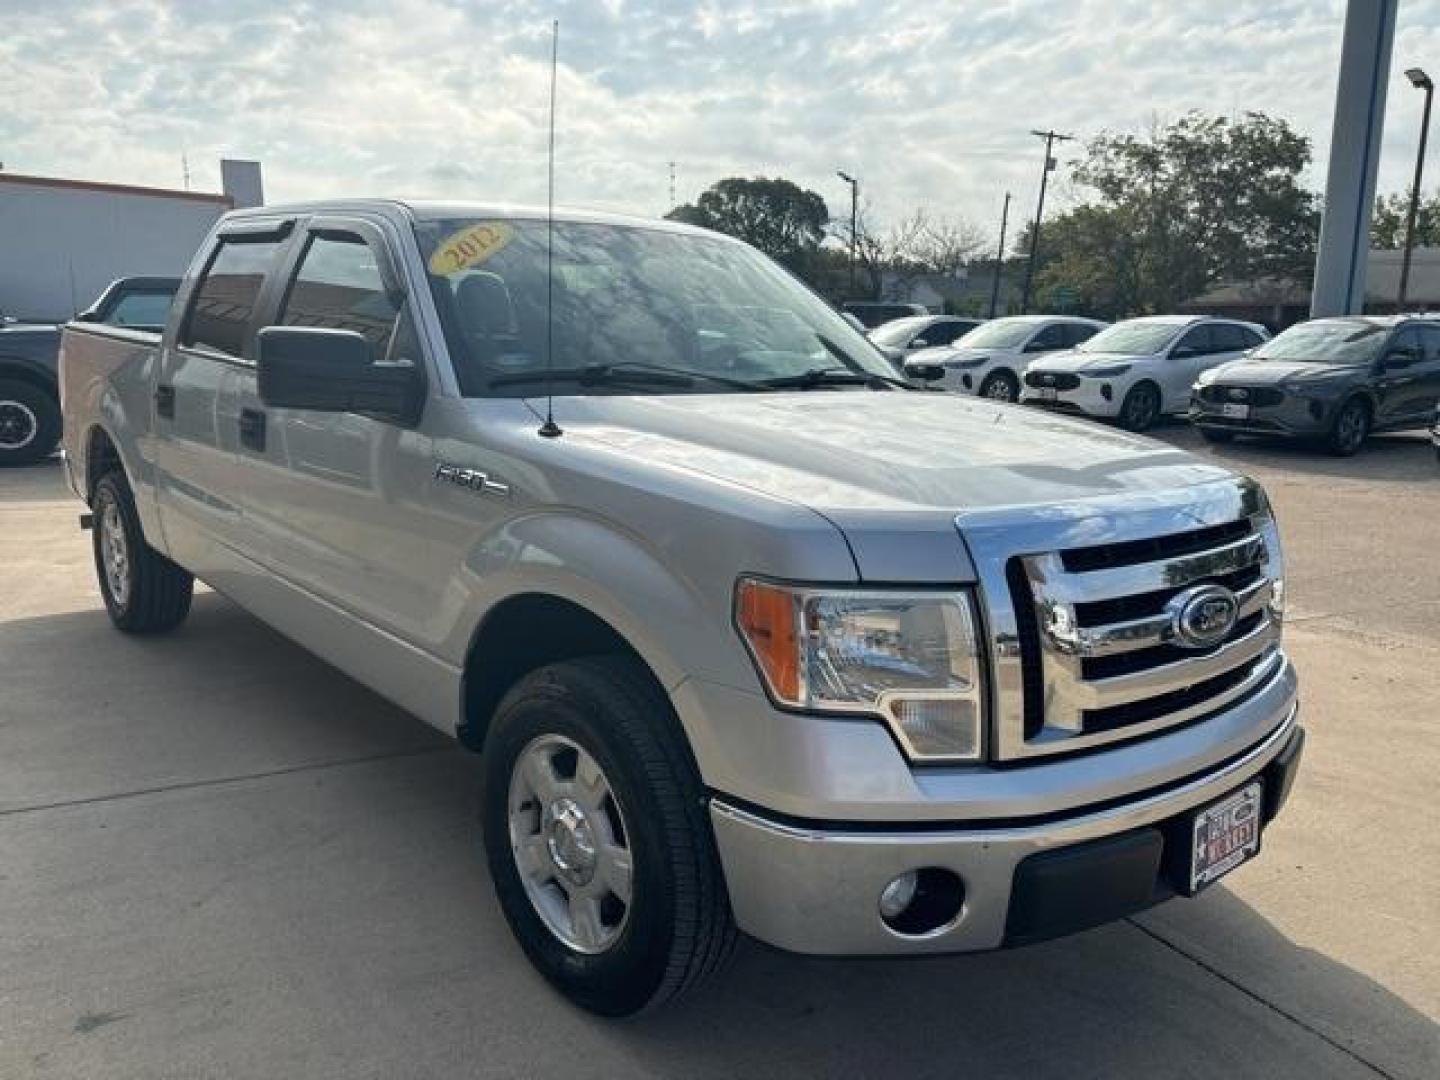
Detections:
837,170,858,297
1020,129,1072,314
989,192,1012,318
1398,67,1434,312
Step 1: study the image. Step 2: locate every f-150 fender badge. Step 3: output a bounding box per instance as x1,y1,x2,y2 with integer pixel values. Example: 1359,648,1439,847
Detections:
434,462,511,498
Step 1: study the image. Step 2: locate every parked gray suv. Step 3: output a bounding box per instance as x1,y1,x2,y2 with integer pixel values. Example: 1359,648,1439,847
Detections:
1191,316,1440,456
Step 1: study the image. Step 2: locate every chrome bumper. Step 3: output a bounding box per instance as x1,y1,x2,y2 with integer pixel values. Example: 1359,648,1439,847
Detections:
710,701,1300,955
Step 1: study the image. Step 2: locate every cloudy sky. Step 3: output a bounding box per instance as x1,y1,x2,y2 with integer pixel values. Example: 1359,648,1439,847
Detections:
1,0,1437,238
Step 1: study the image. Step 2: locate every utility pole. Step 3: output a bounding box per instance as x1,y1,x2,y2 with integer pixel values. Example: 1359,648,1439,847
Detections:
667,160,677,209
1399,68,1434,312
837,170,858,297
989,192,1012,318
182,152,191,191
1020,129,1073,314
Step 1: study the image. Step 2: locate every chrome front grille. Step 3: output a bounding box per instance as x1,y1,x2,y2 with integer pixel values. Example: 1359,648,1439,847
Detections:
958,478,1286,762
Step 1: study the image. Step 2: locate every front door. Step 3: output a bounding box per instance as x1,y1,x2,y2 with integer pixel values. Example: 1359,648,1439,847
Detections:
222,217,453,648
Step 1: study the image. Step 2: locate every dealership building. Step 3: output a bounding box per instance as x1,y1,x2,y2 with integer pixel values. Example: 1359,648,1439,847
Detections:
0,160,263,323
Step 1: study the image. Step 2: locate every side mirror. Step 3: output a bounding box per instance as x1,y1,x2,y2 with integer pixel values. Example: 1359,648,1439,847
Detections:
1023,340,1052,353
75,310,103,323
258,326,423,424
910,338,930,349
904,360,946,383
1171,344,1199,359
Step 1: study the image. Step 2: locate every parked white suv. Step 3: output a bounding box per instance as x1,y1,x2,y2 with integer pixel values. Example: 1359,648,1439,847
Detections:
905,316,1108,402
869,315,983,369
1021,316,1269,431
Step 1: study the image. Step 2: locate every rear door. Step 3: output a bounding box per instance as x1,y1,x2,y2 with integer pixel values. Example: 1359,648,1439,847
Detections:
223,215,452,642
1405,324,1440,425
1373,325,1426,426
1165,323,1216,411
152,220,292,575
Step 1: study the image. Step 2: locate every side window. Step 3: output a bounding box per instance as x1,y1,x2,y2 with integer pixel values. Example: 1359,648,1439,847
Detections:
1211,323,1248,352
1240,326,1266,348
932,320,967,345
183,238,282,356
279,234,406,360
1390,326,1423,360
108,291,173,329
1028,323,1065,351
1064,323,1099,346
1175,325,1213,355
1416,325,1440,362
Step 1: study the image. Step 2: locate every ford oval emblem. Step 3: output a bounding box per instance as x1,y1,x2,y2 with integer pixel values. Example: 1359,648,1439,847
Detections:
1167,584,1240,649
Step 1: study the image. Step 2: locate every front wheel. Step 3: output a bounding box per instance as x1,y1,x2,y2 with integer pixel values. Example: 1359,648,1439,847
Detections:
92,471,194,633
482,656,736,1016
1117,382,1162,432
0,379,61,466
1326,398,1369,457
977,370,1019,403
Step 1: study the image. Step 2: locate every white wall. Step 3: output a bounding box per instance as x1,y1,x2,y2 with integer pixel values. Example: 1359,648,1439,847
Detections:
0,180,229,322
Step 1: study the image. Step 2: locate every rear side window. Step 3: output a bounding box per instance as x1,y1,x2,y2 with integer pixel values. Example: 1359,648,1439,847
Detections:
280,234,401,352
108,291,173,329
1416,324,1440,361
184,238,283,356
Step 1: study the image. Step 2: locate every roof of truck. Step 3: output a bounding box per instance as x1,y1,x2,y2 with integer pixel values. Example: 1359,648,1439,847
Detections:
224,198,720,238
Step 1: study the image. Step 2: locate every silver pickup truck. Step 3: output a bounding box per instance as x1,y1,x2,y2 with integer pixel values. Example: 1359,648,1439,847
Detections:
60,200,1303,1016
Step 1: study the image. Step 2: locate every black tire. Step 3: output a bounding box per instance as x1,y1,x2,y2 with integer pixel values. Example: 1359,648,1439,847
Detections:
1325,397,1369,457
1198,426,1235,444
1117,381,1162,432
0,378,61,466
482,656,736,1016
977,370,1019,403
92,471,194,633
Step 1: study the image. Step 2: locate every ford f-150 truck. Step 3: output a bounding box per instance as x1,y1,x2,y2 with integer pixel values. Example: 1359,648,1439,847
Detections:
1,276,179,465
60,201,1303,1016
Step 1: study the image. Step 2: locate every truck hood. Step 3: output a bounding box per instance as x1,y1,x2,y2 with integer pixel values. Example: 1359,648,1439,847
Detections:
549,391,1235,579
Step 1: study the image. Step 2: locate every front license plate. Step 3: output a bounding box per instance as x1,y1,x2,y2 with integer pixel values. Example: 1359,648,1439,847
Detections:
1037,387,1058,401
1189,782,1263,892
1221,402,1250,419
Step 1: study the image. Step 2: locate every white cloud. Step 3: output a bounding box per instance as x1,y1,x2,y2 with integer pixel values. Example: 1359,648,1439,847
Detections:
0,0,1437,239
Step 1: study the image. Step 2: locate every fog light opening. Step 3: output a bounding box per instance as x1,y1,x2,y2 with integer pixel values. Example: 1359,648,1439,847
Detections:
879,868,965,936
961,374,974,390
1100,383,1113,402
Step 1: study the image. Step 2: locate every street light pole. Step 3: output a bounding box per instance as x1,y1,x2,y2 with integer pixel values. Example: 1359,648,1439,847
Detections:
1020,129,1072,314
837,170,858,297
989,192,1012,318
1398,67,1434,312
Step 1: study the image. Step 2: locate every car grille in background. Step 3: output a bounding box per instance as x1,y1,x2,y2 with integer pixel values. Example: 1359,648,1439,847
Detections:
1199,385,1284,407
1024,371,1081,390
992,509,1284,759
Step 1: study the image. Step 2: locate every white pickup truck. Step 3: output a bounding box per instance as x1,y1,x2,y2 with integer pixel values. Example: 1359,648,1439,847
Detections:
60,200,1304,1016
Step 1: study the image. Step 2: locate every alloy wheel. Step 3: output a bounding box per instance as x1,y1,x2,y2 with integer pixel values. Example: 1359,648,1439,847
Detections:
508,734,633,954
0,399,38,451
98,496,132,608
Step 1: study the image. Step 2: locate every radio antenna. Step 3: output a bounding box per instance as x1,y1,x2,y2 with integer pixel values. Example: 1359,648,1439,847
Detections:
538,18,563,438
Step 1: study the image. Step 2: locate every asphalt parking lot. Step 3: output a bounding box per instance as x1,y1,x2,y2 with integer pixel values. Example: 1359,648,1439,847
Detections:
2,427,1437,1080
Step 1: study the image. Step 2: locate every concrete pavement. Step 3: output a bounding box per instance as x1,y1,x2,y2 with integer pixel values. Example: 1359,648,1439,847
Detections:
1,431,1436,1079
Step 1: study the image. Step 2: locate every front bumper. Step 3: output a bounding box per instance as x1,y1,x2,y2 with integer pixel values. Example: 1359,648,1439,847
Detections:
1189,391,1334,437
1020,378,1122,418
710,705,1303,955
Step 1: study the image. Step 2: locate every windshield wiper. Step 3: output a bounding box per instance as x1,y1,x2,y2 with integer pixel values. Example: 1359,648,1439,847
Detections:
490,361,768,392
757,365,909,391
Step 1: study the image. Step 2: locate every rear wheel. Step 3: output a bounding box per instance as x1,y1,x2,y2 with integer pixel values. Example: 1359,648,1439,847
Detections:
482,656,736,1016
0,379,60,466
1118,382,1161,432
1325,397,1369,457
92,471,194,633
977,370,1019,402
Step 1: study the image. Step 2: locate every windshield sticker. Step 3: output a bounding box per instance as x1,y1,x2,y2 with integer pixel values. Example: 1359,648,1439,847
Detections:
428,222,514,275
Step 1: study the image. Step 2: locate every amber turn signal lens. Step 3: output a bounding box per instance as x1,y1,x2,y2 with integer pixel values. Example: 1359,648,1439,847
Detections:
735,579,801,703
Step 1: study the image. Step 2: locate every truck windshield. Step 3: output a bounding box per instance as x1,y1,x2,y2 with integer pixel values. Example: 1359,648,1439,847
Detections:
412,217,895,396
1250,320,1387,366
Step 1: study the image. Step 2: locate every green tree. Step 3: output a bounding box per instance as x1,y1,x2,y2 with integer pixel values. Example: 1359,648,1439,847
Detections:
665,176,829,274
1026,112,1320,317
1372,189,1440,248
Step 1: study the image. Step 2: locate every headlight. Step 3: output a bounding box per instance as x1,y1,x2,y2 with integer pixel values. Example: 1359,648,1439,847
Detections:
1081,363,1131,378
734,579,986,763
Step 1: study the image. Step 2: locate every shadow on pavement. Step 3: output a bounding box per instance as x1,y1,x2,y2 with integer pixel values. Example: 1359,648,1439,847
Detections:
1149,420,1436,484
0,455,71,503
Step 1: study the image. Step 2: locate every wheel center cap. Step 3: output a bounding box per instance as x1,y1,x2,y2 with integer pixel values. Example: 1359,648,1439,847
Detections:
543,797,596,885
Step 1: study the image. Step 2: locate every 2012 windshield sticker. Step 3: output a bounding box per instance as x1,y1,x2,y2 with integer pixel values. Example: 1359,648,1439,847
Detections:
428,222,514,275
